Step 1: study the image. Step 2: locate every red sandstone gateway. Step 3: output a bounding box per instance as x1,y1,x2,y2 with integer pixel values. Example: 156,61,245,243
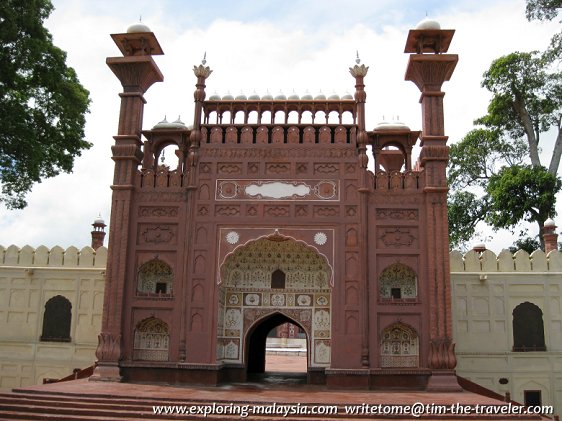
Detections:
91,19,459,391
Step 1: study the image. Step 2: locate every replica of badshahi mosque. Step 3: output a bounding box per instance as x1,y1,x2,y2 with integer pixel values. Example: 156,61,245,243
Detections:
1,17,562,419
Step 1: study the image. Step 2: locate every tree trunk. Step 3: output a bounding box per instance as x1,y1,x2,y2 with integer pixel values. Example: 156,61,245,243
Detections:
513,97,541,167
548,127,562,176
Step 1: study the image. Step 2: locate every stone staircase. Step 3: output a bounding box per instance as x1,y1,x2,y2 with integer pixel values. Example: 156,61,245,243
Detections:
0,385,549,420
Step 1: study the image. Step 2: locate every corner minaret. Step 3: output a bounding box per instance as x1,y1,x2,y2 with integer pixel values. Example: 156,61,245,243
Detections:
90,215,106,250
404,17,460,391
91,21,164,382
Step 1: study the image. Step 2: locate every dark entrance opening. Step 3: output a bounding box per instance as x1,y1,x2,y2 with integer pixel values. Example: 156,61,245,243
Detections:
246,313,307,383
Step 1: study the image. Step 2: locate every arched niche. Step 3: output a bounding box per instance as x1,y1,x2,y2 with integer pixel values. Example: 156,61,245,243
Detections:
133,317,170,361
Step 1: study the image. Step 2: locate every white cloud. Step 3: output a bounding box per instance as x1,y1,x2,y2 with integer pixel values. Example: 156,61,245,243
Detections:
0,0,559,252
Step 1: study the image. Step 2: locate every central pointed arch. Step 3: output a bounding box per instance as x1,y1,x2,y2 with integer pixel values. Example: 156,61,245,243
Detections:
246,311,308,375
216,236,332,382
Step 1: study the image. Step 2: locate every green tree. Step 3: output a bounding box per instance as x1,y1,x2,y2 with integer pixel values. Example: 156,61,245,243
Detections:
448,51,562,249
0,0,91,209
486,165,561,232
525,0,562,62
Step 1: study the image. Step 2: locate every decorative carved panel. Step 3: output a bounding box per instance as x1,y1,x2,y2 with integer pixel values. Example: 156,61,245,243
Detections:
313,206,339,217
215,205,240,216
314,163,339,174
376,209,418,221
264,205,290,217
218,163,242,175
215,179,339,201
378,227,418,248
138,206,178,217
266,163,290,174
138,224,176,245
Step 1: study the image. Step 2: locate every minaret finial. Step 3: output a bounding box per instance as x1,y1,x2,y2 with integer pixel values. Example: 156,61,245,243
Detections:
356,50,360,64
202,51,207,65
139,15,142,22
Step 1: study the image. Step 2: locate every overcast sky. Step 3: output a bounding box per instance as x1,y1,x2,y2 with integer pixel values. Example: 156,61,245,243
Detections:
0,0,559,252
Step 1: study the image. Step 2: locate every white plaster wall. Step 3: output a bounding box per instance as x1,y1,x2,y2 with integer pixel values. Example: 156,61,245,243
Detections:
451,249,562,414
0,245,106,389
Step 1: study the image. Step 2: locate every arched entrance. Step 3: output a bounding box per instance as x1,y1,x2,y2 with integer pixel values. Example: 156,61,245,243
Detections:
217,235,332,383
246,312,307,376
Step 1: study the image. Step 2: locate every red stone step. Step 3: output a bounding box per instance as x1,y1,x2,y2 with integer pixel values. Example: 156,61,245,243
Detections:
0,380,549,420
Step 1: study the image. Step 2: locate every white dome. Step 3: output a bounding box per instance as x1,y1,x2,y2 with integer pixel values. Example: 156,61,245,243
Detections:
261,92,273,100
152,116,187,129
473,242,486,251
301,92,313,100
328,93,340,100
222,92,234,100
208,92,221,101
235,92,247,100
248,92,260,100
341,92,353,100
415,17,441,30
127,22,151,33
374,120,410,131
545,218,556,227
275,92,287,100
314,92,326,100
288,92,300,100
94,215,105,225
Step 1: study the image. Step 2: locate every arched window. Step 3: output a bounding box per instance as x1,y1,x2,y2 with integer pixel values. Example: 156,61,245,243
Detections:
40,295,72,342
513,302,546,351
137,259,173,295
133,318,170,361
379,263,417,301
380,323,419,368
271,269,286,289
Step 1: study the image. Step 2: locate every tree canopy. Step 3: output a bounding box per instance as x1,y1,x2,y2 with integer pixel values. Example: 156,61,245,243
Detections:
0,0,91,209
448,2,562,250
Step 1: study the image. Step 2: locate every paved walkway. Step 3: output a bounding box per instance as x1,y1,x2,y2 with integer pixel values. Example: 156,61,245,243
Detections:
265,353,307,372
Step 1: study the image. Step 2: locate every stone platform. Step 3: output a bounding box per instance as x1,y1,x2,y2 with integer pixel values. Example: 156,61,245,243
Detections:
0,357,551,420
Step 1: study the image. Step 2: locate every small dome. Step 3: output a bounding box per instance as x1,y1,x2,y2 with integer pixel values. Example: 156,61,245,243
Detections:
341,92,353,100
314,92,326,100
374,120,410,131
301,92,313,100
208,92,221,101
248,92,260,100
545,218,556,227
415,17,441,30
222,92,234,100
94,214,105,225
473,242,486,252
235,92,247,100
152,116,187,129
261,92,273,100
127,22,151,33
328,93,340,101
288,92,300,100
275,91,287,100
172,116,185,125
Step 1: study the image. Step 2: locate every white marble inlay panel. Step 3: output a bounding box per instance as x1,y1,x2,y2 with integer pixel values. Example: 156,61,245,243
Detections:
245,182,311,199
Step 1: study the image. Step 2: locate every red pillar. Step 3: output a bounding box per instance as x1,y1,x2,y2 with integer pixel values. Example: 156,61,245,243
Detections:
404,25,461,391
91,27,164,382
